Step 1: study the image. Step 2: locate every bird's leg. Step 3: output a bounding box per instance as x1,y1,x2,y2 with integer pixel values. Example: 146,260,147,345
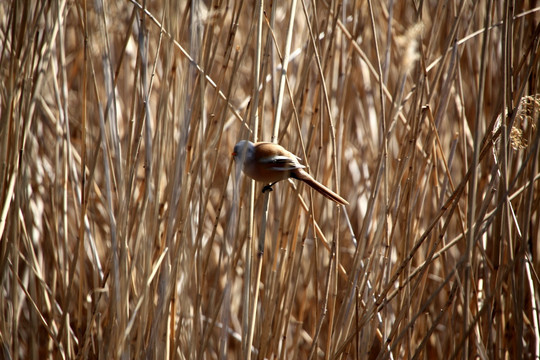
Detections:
262,181,278,193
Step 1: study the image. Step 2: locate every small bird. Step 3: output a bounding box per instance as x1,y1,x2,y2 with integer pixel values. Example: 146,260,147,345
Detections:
232,140,349,205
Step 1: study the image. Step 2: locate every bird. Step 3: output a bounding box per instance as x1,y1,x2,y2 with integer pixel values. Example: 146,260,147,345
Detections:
232,140,349,205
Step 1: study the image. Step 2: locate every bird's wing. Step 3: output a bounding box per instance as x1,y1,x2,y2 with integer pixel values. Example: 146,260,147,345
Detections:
254,142,306,172
258,155,305,171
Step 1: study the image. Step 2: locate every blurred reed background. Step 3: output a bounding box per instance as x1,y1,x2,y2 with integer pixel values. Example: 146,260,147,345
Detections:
0,0,539,358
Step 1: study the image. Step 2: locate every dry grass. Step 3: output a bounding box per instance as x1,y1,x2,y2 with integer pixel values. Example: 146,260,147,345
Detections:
1,0,540,359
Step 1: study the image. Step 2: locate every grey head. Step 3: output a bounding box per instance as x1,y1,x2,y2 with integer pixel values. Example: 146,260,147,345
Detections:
233,140,254,163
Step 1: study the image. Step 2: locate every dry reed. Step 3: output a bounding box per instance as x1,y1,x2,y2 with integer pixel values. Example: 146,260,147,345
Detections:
1,0,539,359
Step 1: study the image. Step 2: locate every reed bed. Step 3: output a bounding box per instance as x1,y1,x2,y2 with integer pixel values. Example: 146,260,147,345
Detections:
1,0,539,359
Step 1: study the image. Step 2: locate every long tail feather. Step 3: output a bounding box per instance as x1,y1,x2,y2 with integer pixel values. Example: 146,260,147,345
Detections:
293,170,349,205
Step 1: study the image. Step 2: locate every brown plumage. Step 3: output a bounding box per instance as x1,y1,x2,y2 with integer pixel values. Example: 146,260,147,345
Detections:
232,140,349,205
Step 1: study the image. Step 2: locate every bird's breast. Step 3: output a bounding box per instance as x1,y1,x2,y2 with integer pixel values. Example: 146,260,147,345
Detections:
243,160,292,183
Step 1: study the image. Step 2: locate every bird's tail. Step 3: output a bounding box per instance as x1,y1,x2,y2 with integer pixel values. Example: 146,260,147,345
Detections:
293,170,349,205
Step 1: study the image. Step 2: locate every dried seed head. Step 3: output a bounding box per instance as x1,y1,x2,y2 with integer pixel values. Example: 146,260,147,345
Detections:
492,94,539,170
396,22,423,75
